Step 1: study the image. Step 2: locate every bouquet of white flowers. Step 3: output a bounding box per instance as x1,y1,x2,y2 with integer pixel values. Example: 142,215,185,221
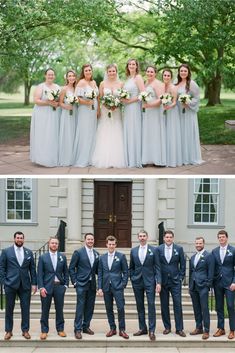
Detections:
45,89,60,110
101,93,121,118
160,93,173,115
138,91,152,112
178,93,192,113
85,90,97,110
117,88,130,99
65,94,78,116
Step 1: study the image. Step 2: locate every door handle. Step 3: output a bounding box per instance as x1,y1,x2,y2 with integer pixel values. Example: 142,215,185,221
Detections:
114,215,117,223
109,214,113,222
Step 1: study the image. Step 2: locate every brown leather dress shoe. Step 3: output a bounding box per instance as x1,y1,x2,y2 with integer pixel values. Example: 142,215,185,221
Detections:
190,328,203,335
75,331,82,339
149,332,156,341
163,328,171,335
22,331,31,339
106,329,117,337
4,332,13,340
176,330,186,337
119,330,129,339
213,328,225,337
58,331,67,337
83,328,94,335
202,332,209,340
133,329,148,336
40,332,48,340
228,330,235,339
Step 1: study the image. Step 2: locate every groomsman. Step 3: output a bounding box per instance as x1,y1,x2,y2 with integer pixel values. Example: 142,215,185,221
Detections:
0,231,37,340
189,236,215,340
69,233,99,339
157,230,186,337
97,235,129,339
212,230,235,339
37,236,69,340
129,230,161,341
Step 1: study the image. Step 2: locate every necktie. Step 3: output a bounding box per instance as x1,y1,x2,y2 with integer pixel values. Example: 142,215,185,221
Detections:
194,252,200,267
89,249,94,267
51,253,57,271
17,247,23,266
165,246,171,263
108,254,113,270
139,247,145,265
220,248,226,263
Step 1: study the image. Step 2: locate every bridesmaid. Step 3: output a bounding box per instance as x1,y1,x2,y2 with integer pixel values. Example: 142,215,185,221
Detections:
73,64,99,167
58,70,77,166
122,59,145,168
142,65,166,166
175,64,203,165
30,68,60,167
161,69,182,167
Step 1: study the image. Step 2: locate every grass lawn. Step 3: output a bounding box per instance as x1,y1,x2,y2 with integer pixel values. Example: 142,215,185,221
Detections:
0,91,235,145
199,99,235,144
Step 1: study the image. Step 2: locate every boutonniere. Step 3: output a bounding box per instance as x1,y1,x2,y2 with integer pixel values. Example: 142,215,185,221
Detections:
59,255,63,262
174,249,179,256
227,249,233,256
95,253,99,259
25,250,29,255
114,256,120,262
148,249,153,256
199,254,204,260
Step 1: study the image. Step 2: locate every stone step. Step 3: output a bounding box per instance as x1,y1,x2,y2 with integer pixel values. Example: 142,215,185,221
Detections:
30,292,194,303
0,308,217,320
16,300,201,311
0,318,233,348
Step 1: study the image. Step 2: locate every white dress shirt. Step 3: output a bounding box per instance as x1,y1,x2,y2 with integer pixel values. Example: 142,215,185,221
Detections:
220,246,227,264
108,251,115,270
164,244,173,263
194,249,205,268
139,245,147,265
50,251,59,282
85,246,94,267
14,244,24,266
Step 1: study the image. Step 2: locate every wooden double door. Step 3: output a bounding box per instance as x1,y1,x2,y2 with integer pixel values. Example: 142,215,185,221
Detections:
94,181,132,247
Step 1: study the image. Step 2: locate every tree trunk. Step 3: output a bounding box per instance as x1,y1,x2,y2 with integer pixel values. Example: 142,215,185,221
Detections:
206,74,222,106
24,81,32,105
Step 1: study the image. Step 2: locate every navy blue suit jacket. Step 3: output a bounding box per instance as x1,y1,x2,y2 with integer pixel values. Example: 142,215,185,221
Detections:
129,245,161,287
0,245,37,290
157,243,186,286
189,250,214,290
37,252,69,294
69,247,99,290
98,251,128,292
212,244,235,288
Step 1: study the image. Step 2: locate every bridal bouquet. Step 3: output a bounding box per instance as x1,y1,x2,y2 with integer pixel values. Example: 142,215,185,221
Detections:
138,91,152,112
160,93,173,115
101,93,121,118
117,88,130,100
45,89,60,110
178,93,192,113
65,94,78,116
85,90,97,110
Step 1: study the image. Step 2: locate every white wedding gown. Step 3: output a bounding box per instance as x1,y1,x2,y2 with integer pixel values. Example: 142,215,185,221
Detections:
91,88,126,168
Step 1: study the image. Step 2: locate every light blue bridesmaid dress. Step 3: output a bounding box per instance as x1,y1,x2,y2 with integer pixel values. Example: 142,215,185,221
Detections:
73,86,98,167
142,85,166,166
30,83,60,167
123,78,142,168
177,80,203,165
58,90,77,166
165,103,183,167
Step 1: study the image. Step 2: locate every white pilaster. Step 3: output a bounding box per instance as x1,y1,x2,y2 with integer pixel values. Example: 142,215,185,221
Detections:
144,179,157,243
67,179,82,243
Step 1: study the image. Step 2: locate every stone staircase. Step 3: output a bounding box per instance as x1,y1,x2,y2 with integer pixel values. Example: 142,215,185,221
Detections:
0,248,233,347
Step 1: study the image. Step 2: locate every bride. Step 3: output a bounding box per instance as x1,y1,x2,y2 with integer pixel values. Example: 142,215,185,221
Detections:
91,64,126,168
